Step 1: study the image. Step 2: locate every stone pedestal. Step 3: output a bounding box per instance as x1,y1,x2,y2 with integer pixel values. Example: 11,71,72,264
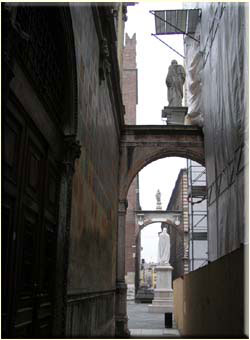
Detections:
162,106,188,125
148,265,173,314
126,283,135,301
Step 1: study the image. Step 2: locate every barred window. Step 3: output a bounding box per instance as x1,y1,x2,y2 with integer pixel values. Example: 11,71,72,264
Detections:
16,6,65,124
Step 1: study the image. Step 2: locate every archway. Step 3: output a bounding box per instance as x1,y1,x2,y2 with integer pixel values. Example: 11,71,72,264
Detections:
119,125,204,201
116,127,205,334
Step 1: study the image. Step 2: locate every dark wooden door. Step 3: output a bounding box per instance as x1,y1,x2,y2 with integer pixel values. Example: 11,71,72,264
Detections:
3,99,60,337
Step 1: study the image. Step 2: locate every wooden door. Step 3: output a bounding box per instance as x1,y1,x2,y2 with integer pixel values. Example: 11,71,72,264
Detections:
3,99,60,337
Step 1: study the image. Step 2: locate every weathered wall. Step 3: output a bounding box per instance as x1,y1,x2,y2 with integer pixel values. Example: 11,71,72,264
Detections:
173,277,184,334
174,246,244,337
66,5,123,336
122,33,137,124
185,3,247,261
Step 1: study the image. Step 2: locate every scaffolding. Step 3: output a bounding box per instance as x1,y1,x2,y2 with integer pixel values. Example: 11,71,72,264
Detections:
187,159,208,271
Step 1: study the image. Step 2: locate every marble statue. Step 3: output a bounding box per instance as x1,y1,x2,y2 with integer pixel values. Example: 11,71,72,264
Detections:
155,189,162,210
157,227,170,265
166,60,186,107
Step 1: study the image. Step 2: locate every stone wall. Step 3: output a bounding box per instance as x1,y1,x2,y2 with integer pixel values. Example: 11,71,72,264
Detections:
66,5,124,336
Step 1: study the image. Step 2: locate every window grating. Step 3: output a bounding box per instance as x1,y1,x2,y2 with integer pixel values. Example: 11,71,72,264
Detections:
16,7,65,123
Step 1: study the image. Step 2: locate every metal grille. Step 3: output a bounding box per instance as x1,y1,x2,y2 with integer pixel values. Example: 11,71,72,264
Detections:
16,7,64,123
154,9,200,35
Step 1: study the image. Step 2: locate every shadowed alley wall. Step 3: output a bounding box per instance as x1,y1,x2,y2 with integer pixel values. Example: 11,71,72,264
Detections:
66,5,124,336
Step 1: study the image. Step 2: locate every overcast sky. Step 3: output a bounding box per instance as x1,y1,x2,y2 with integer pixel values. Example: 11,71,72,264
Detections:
125,2,187,263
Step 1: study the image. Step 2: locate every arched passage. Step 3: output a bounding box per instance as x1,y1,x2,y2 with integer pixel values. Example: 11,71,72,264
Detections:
116,125,204,334
119,125,204,200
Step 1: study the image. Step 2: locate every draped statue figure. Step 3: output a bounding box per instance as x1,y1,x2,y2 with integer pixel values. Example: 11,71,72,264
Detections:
166,60,186,107
157,227,170,265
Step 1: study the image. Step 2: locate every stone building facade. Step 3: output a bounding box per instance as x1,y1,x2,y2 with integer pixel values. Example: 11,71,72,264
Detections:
166,169,189,280
167,164,208,280
3,3,127,338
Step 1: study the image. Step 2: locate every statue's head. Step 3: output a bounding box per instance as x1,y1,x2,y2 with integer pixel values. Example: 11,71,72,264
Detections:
171,60,178,65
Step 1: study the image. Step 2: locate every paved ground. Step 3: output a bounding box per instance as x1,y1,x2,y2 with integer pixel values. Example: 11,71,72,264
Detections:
127,301,180,338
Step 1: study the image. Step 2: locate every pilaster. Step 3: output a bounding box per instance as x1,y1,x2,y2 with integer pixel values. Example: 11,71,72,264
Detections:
53,136,81,336
115,199,130,337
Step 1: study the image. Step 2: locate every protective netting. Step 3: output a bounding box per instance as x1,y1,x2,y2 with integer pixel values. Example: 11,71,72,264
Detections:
184,3,248,261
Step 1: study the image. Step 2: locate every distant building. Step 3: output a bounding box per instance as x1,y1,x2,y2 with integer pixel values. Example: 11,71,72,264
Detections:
166,163,208,280
166,169,189,280
122,33,140,297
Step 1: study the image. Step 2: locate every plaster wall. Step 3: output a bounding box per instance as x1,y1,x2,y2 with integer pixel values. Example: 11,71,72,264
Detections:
173,246,244,337
173,277,184,334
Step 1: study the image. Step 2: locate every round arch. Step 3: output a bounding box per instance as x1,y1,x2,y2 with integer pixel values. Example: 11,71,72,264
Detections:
140,220,184,237
120,149,204,201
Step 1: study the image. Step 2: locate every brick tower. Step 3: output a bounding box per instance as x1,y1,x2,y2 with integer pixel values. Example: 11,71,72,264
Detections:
122,33,140,298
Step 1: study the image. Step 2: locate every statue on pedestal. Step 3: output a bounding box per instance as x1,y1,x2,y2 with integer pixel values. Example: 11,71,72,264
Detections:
155,189,162,210
166,60,186,107
157,227,170,265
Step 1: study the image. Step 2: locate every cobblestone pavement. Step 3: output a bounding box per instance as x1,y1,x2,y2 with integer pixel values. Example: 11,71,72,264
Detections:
127,301,180,338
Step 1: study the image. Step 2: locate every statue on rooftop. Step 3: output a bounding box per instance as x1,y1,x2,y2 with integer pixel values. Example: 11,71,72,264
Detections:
157,227,170,265
166,60,186,107
155,189,162,210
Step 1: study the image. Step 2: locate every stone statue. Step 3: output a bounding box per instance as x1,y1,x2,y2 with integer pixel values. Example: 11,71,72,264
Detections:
157,227,170,265
155,189,162,210
166,60,186,107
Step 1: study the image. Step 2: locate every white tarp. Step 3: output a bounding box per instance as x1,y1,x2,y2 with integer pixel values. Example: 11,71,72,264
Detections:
184,22,203,126
184,2,247,261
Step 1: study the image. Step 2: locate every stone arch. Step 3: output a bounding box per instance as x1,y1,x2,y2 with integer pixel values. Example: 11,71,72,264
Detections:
119,126,204,201
141,220,183,236
120,148,204,201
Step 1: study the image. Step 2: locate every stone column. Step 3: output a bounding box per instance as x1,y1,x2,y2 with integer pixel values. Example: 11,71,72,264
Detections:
115,199,130,337
53,136,81,336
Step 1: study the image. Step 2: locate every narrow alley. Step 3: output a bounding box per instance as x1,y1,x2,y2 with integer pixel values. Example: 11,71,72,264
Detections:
2,2,248,339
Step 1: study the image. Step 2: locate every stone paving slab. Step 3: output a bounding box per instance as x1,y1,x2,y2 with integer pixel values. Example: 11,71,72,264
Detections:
130,328,180,338
127,301,180,338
